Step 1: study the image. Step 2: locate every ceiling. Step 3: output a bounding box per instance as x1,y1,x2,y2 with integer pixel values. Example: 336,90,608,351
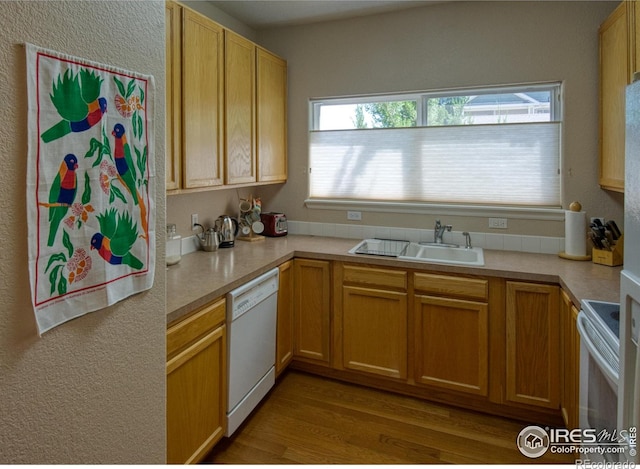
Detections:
207,0,440,29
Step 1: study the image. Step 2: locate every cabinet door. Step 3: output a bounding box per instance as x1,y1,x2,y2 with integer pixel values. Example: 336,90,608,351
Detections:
225,30,256,185
293,259,330,364
599,2,628,192
276,260,294,375
505,282,560,409
560,290,573,428
414,295,488,396
165,1,182,191
166,324,226,464
342,286,407,379
632,0,640,80
257,48,287,182
570,303,581,429
182,9,224,188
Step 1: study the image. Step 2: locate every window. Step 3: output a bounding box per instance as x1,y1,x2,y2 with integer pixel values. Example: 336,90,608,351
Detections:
308,83,562,211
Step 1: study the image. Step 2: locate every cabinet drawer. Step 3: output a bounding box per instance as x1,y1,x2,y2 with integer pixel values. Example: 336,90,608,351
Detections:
167,297,226,359
343,265,407,290
414,273,488,301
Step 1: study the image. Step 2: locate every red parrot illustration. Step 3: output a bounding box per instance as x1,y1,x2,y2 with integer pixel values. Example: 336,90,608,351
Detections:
112,123,149,239
40,153,78,246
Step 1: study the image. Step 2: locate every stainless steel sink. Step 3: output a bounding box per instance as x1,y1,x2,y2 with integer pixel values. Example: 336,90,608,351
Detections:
348,238,410,257
349,239,484,266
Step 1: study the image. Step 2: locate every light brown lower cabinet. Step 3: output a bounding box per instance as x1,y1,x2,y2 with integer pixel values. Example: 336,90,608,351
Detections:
505,281,560,409
561,289,581,429
285,260,568,427
414,295,489,396
164,259,575,462
293,258,331,365
340,265,408,379
166,298,226,464
413,272,490,396
276,260,294,375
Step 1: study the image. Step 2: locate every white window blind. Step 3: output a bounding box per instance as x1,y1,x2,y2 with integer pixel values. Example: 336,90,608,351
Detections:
309,122,561,207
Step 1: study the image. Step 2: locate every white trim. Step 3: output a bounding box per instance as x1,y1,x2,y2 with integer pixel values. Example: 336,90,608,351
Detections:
304,198,565,221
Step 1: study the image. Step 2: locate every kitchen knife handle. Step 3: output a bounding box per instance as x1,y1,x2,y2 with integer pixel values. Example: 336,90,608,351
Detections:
606,220,622,240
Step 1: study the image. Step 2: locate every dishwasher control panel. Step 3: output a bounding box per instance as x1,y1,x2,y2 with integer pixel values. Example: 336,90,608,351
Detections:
228,268,279,321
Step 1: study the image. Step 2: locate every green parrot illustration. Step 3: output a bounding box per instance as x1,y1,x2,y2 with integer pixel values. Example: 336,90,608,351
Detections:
41,68,107,143
90,208,143,270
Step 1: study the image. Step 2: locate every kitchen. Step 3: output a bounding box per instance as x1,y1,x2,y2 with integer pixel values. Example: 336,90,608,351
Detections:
0,0,632,465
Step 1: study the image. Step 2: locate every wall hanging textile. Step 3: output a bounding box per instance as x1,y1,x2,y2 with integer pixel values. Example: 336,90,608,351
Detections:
26,43,156,335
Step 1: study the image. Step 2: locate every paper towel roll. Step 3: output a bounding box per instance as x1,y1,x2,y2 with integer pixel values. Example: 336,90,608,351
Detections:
565,210,587,257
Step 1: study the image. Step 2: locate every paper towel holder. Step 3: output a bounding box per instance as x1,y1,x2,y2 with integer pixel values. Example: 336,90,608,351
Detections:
559,201,592,261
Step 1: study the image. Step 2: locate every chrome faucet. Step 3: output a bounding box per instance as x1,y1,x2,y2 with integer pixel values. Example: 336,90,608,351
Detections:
434,219,452,244
463,231,472,249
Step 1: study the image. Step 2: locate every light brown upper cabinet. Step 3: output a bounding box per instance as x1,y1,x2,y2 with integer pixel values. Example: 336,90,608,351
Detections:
166,3,225,191
225,41,287,185
165,1,182,191
257,48,287,183
225,30,256,185
181,7,225,189
599,1,640,192
166,2,287,192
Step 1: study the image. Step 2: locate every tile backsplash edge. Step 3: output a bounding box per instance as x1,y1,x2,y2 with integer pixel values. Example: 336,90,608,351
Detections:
179,220,567,256
287,221,566,255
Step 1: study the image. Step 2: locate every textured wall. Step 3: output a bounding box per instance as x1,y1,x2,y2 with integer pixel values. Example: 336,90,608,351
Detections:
256,1,622,237
0,1,166,463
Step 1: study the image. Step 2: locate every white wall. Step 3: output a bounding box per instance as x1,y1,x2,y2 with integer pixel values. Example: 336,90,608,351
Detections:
0,1,166,463
182,0,257,40
256,1,623,237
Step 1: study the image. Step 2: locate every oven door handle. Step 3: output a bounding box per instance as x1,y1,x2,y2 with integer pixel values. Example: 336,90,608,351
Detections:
577,311,619,385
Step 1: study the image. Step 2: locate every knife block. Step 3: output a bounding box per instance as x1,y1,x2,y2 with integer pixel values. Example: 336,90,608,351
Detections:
592,234,624,266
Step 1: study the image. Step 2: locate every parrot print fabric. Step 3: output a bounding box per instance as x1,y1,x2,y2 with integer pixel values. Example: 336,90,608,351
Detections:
26,44,155,335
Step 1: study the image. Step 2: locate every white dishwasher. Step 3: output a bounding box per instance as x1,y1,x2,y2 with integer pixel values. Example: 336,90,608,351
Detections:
226,268,278,436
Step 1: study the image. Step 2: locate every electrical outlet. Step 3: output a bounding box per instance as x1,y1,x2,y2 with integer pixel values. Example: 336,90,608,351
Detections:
489,217,508,229
191,213,198,230
347,211,362,221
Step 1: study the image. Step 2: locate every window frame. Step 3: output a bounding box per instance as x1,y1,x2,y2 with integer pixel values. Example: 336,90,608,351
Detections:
306,82,565,221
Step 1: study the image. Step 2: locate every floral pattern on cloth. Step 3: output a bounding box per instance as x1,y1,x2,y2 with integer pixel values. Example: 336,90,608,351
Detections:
26,44,155,335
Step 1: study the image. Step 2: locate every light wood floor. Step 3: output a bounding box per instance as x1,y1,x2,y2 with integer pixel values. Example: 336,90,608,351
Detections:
205,370,574,464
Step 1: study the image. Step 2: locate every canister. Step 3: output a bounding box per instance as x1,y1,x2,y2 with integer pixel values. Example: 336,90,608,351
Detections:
166,224,182,265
